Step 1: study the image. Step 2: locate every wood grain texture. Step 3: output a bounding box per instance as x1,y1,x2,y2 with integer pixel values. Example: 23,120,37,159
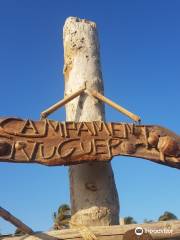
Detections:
0,118,180,169
1,220,180,240
63,16,120,225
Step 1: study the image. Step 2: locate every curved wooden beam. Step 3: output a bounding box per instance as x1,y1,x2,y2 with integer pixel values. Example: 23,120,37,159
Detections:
0,117,180,169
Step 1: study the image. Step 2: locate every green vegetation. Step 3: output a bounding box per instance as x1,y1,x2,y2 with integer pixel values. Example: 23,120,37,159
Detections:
53,204,71,230
158,211,178,221
123,211,178,225
14,228,25,235
124,216,137,224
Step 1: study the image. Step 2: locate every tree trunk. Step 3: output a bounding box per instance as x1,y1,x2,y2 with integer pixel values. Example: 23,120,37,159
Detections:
63,17,119,226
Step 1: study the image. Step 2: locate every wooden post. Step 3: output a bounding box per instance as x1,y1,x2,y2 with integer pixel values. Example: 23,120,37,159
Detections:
63,17,119,226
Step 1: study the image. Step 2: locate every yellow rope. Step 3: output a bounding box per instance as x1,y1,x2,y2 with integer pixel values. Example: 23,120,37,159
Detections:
70,220,97,240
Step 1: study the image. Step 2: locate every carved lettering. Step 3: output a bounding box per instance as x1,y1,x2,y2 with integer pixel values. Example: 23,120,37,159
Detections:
0,118,179,169
63,122,77,138
110,123,126,138
40,144,56,160
20,120,39,135
47,120,64,137
57,138,79,158
9,142,16,160
0,118,21,131
126,123,135,135
15,141,40,161
123,124,128,138
107,138,122,158
80,141,93,154
87,122,96,136
93,139,108,155
93,122,111,136
66,122,77,137
1,118,47,139
77,122,95,136
0,118,46,137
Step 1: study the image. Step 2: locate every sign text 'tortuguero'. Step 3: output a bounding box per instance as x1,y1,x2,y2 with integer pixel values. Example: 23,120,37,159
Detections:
0,118,179,169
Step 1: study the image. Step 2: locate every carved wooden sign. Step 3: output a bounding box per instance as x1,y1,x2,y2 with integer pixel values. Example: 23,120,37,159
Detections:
0,118,180,169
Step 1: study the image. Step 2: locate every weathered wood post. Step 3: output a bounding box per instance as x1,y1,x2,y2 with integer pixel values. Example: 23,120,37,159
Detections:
63,17,119,226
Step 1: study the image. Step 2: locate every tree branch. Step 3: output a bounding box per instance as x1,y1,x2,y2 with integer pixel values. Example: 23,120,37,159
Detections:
0,207,34,235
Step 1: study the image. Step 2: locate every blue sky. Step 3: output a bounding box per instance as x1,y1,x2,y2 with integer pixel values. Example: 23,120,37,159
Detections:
0,0,180,234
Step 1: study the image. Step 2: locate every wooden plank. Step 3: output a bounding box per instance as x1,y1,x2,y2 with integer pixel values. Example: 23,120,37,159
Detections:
0,117,180,169
1,220,180,240
0,207,34,235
